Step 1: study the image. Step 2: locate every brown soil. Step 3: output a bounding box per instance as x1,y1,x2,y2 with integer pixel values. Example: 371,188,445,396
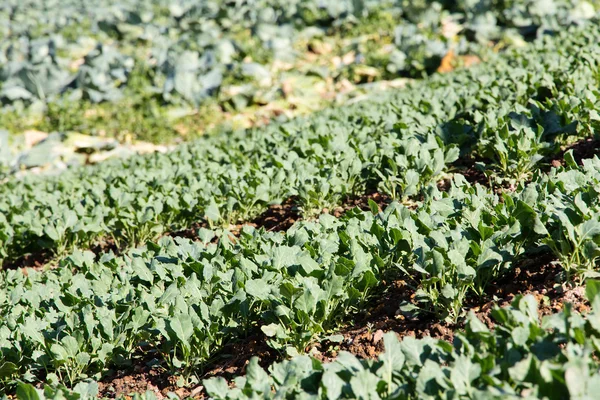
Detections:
1,249,54,271
2,237,120,271
166,191,391,242
451,158,521,196
196,332,277,392
249,196,301,232
437,177,452,192
310,278,451,362
167,222,208,241
98,366,171,400
89,238,120,258
96,333,277,399
450,136,600,193
546,138,600,169
314,251,589,364
348,191,392,212
453,159,490,187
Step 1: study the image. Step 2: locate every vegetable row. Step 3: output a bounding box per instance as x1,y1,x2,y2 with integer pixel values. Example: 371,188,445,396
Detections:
3,154,600,390
2,23,600,265
204,291,600,399
13,292,600,399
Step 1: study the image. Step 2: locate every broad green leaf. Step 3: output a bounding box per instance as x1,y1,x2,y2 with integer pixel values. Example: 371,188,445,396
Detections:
167,314,193,345
245,279,271,301
203,377,230,397
0,361,18,378
379,332,405,394
586,280,600,306
16,383,41,400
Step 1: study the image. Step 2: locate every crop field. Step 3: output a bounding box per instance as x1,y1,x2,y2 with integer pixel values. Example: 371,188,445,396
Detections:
2,0,600,399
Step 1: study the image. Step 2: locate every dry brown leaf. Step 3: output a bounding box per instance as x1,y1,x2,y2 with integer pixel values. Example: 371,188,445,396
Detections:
437,49,455,73
23,130,48,148
373,329,385,344
460,55,481,68
342,51,356,65
281,79,293,98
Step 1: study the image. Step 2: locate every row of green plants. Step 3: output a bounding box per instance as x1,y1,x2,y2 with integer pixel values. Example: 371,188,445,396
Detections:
203,289,600,399
11,291,600,399
1,23,599,266
2,154,600,391
12,291,600,399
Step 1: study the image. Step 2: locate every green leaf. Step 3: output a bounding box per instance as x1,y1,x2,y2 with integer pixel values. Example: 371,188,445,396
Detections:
449,355,481,395
205,200,221,222
581,219,600,240
534,216,549,236
246,358,270,393
326,334,344,343
16,383,41,400
132,257,154,284
245,279,271,301
349,369,381,399
0,361,18,378
466,311,489,334
322,370,345,400
44,224,60,242
441,284,457,299
564,149,577,168
23,319,46,345
401,336,425,366
51,343,70,361
76,352,91,367
203,377,229,397
586,280,600,305
368,199,379,215
511,326,530,346
62,335,80,358
72,381,99,399
168,314,193,346
261,323,282,338
379,332,405,394
565,364,587,398
508,354,534,383
416,359,447,396
272,246,298,270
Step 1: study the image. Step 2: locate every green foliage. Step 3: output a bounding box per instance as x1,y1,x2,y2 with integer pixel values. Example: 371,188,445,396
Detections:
17,293,600,399
203,294,600,399
539,156,600,281
1,23,600,265
4,154,600,390
3,5,600,398
0,0,597,145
